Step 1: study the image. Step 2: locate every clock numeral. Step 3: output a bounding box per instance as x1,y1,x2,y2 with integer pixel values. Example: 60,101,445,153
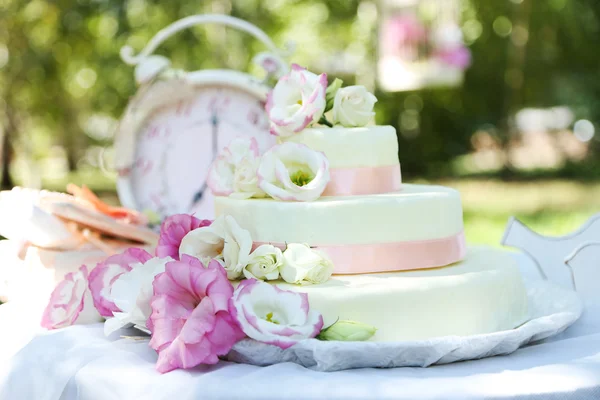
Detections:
150,193,163,207
176,101,193,118
134,157,153,176
117,167,131,177
145,125,171,140
208,96,231,114
248,110,260,125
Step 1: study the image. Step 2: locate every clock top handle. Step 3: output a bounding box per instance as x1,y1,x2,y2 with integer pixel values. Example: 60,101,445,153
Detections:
120,14,291,66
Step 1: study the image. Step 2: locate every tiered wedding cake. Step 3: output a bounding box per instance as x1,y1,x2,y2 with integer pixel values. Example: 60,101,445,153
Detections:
210,67,529,341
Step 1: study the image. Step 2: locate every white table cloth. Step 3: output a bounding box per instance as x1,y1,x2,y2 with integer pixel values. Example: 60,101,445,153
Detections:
1,254,600,400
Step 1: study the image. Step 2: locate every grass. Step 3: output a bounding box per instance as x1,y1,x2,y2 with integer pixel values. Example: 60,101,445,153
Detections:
437,179,600,246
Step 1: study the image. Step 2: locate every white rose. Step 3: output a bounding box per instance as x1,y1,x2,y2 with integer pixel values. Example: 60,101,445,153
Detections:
280,243,333,285
243,244,283,281
267,64,328,137
257,142,330,202
332,85,377,127
207,137,264,198
103,256,173,336
179,215,252,280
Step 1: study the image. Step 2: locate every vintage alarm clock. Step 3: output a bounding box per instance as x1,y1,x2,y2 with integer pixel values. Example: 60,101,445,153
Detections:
114,15,288,220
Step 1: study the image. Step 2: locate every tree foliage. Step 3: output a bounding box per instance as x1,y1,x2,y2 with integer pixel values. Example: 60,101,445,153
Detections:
0,0,598,188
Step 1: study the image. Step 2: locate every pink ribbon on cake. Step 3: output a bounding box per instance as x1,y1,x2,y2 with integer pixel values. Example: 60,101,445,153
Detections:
322,164,402,196
256,231,466,274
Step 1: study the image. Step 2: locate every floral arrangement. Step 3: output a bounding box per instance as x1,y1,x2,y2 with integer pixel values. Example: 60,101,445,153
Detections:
41,213,377,373
207,64,378,202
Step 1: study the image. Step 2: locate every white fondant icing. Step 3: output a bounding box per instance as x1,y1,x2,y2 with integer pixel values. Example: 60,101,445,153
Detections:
215,184,463,245
275,247,530,341
284,126,399,168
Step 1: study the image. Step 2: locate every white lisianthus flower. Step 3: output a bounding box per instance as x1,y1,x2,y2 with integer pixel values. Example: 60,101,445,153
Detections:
332,85,378,127
207,137,265,199
257,142,330,202
103,256,173,336
230,156,265,200
243,244,283,281
179,215,252,280
266,64,328,137
230,279,324,349
280,243,334,285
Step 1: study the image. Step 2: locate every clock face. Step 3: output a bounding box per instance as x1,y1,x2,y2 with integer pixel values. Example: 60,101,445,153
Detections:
128,86,274,219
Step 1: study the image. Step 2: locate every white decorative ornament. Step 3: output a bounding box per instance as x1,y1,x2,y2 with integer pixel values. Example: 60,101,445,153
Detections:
266,64,328,137
502,215,600,290
565,242,600,303
103,256,173,336
280,243,333,285
332,85,378,127
257,142,330,202
243,244,283,281
134,55,171,85
115,14,290,220
179,215,252,280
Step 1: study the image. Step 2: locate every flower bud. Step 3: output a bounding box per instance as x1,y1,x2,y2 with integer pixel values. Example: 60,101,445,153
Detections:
317,320,377,341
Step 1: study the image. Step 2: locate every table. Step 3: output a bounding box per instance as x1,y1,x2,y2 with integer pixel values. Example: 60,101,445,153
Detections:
1,255,600,400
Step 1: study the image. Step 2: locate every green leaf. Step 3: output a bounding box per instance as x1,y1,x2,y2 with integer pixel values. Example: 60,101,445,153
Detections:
324,78,343,112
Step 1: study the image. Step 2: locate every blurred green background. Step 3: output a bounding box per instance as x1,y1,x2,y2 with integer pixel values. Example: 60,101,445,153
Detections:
0,0,599,245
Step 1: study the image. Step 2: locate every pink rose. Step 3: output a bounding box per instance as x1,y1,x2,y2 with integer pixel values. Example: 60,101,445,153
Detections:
41,265,101,329
155,214,211,260
148,255,244,373
88,248,153,317
230,279,324,349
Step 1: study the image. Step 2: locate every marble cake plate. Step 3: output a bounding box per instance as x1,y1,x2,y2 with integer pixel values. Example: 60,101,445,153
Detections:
225,280,583,371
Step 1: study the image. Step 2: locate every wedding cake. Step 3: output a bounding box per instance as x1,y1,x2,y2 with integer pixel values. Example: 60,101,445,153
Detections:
209,66,529,341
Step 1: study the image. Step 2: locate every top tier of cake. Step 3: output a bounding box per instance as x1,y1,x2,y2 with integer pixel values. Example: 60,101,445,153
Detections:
285,126,402,196
285,126,399,168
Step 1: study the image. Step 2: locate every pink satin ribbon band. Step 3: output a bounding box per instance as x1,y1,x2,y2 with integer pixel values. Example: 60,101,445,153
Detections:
256,231,467,274
322,164,402,196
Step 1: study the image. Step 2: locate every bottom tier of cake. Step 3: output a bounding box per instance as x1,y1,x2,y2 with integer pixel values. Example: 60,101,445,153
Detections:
274,247,529,341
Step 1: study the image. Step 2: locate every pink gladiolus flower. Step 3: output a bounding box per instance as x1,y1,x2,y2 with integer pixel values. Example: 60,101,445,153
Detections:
155,214,211,260
41,265,101,329
88,248,153,317
148,255,244,373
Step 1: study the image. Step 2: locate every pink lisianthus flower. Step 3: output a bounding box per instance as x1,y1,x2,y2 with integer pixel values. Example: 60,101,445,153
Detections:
266,64,327,137
148,255,245,373
88,248,153,317
41,265,102,329
230,279,324,349
155,214,211,260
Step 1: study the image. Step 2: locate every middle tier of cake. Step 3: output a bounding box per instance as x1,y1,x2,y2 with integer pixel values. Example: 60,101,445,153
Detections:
215,184,466,274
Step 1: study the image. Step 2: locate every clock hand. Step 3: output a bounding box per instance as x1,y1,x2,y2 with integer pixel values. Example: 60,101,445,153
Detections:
190,111,219,207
